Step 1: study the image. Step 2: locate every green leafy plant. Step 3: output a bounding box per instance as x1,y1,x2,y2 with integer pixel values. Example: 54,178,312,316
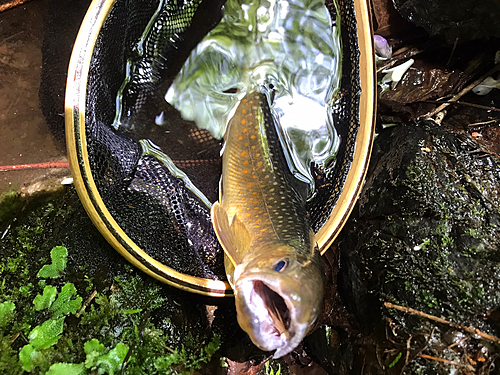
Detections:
37,246,68,279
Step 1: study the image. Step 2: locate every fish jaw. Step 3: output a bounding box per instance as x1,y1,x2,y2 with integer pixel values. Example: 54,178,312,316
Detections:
233,268,323,358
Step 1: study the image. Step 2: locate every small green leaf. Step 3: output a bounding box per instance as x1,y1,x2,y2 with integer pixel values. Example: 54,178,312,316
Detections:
84,338,105,368
46,363,86,375
37,246,68,278
95,342,129,375
28,317,65,349
50,283,82,317
19,344,36,372
0,301,15,327
33,285,57,311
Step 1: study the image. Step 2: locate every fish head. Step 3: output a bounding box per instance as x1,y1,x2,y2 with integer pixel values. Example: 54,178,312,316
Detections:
233,244,324,358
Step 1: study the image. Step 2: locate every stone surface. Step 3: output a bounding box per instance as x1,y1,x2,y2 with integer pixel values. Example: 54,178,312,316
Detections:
336,121,500,373
393,0,500,42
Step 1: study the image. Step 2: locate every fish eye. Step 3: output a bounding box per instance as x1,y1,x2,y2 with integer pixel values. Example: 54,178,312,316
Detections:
274,259,288,272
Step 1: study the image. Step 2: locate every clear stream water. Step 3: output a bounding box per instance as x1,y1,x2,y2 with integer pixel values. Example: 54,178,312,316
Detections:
164,0,342,193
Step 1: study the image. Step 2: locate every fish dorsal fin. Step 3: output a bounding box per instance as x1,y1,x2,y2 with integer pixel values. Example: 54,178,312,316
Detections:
211,202,248,267
230,213,252,259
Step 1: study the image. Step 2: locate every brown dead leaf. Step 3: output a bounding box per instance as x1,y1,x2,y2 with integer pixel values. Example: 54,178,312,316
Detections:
226,358,266,375
381,61,464,104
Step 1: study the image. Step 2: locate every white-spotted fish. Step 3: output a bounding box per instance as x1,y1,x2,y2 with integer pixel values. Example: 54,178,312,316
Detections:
211,90,324,358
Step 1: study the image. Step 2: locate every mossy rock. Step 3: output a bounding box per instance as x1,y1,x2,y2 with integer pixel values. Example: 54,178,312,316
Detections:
336,121,500,373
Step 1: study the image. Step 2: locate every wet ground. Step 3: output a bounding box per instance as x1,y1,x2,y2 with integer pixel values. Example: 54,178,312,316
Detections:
0,0,69,195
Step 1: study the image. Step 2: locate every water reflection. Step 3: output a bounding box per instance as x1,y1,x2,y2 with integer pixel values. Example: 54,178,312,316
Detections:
165,0,342,192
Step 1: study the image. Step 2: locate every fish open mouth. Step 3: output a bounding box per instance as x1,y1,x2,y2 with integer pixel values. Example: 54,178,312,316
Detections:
236,276,310,358
252,280,291,337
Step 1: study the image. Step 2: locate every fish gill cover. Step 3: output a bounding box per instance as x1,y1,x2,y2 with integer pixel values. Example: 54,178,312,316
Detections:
165,0,342,191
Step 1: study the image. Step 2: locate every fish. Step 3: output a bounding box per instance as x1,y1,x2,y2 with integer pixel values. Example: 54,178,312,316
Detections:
211,89,324,358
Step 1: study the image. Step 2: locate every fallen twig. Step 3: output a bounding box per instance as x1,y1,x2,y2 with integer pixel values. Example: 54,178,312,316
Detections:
419,100,500,113
448,337,469,349
419,354,464,367
446,38,459,67
422,64,500,120
0,0,34,12
468,119,498,127
384,302,500,344
8,332,20,347
75,290,98,318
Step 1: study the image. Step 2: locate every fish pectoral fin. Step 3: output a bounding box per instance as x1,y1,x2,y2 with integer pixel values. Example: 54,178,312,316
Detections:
230,214,252,257
211,202,241,267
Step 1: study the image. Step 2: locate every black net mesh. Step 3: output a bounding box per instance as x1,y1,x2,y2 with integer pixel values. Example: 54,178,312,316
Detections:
84,0,360,281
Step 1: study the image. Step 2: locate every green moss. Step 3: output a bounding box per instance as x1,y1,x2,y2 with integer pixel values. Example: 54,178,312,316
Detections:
0,302,16,328
153,334,221,374
0,191,23,224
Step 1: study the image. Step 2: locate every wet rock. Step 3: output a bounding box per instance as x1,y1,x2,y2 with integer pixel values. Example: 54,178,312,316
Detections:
392,0,500,42
337,121,500,373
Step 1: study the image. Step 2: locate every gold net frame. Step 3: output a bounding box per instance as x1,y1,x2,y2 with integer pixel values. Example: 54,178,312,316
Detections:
65,0,376,297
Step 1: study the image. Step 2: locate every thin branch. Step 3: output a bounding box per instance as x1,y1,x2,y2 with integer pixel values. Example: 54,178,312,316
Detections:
75,290,98,318
468,119,498,127
422,64,500,120
418,100,500,112
8,332,20,347
419,354,464,367
384,302,500,344
0,0,33,12
446,38,459,67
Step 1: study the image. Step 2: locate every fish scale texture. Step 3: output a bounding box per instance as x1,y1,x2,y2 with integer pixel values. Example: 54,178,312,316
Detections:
83,0,360,280
221,93,312,251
